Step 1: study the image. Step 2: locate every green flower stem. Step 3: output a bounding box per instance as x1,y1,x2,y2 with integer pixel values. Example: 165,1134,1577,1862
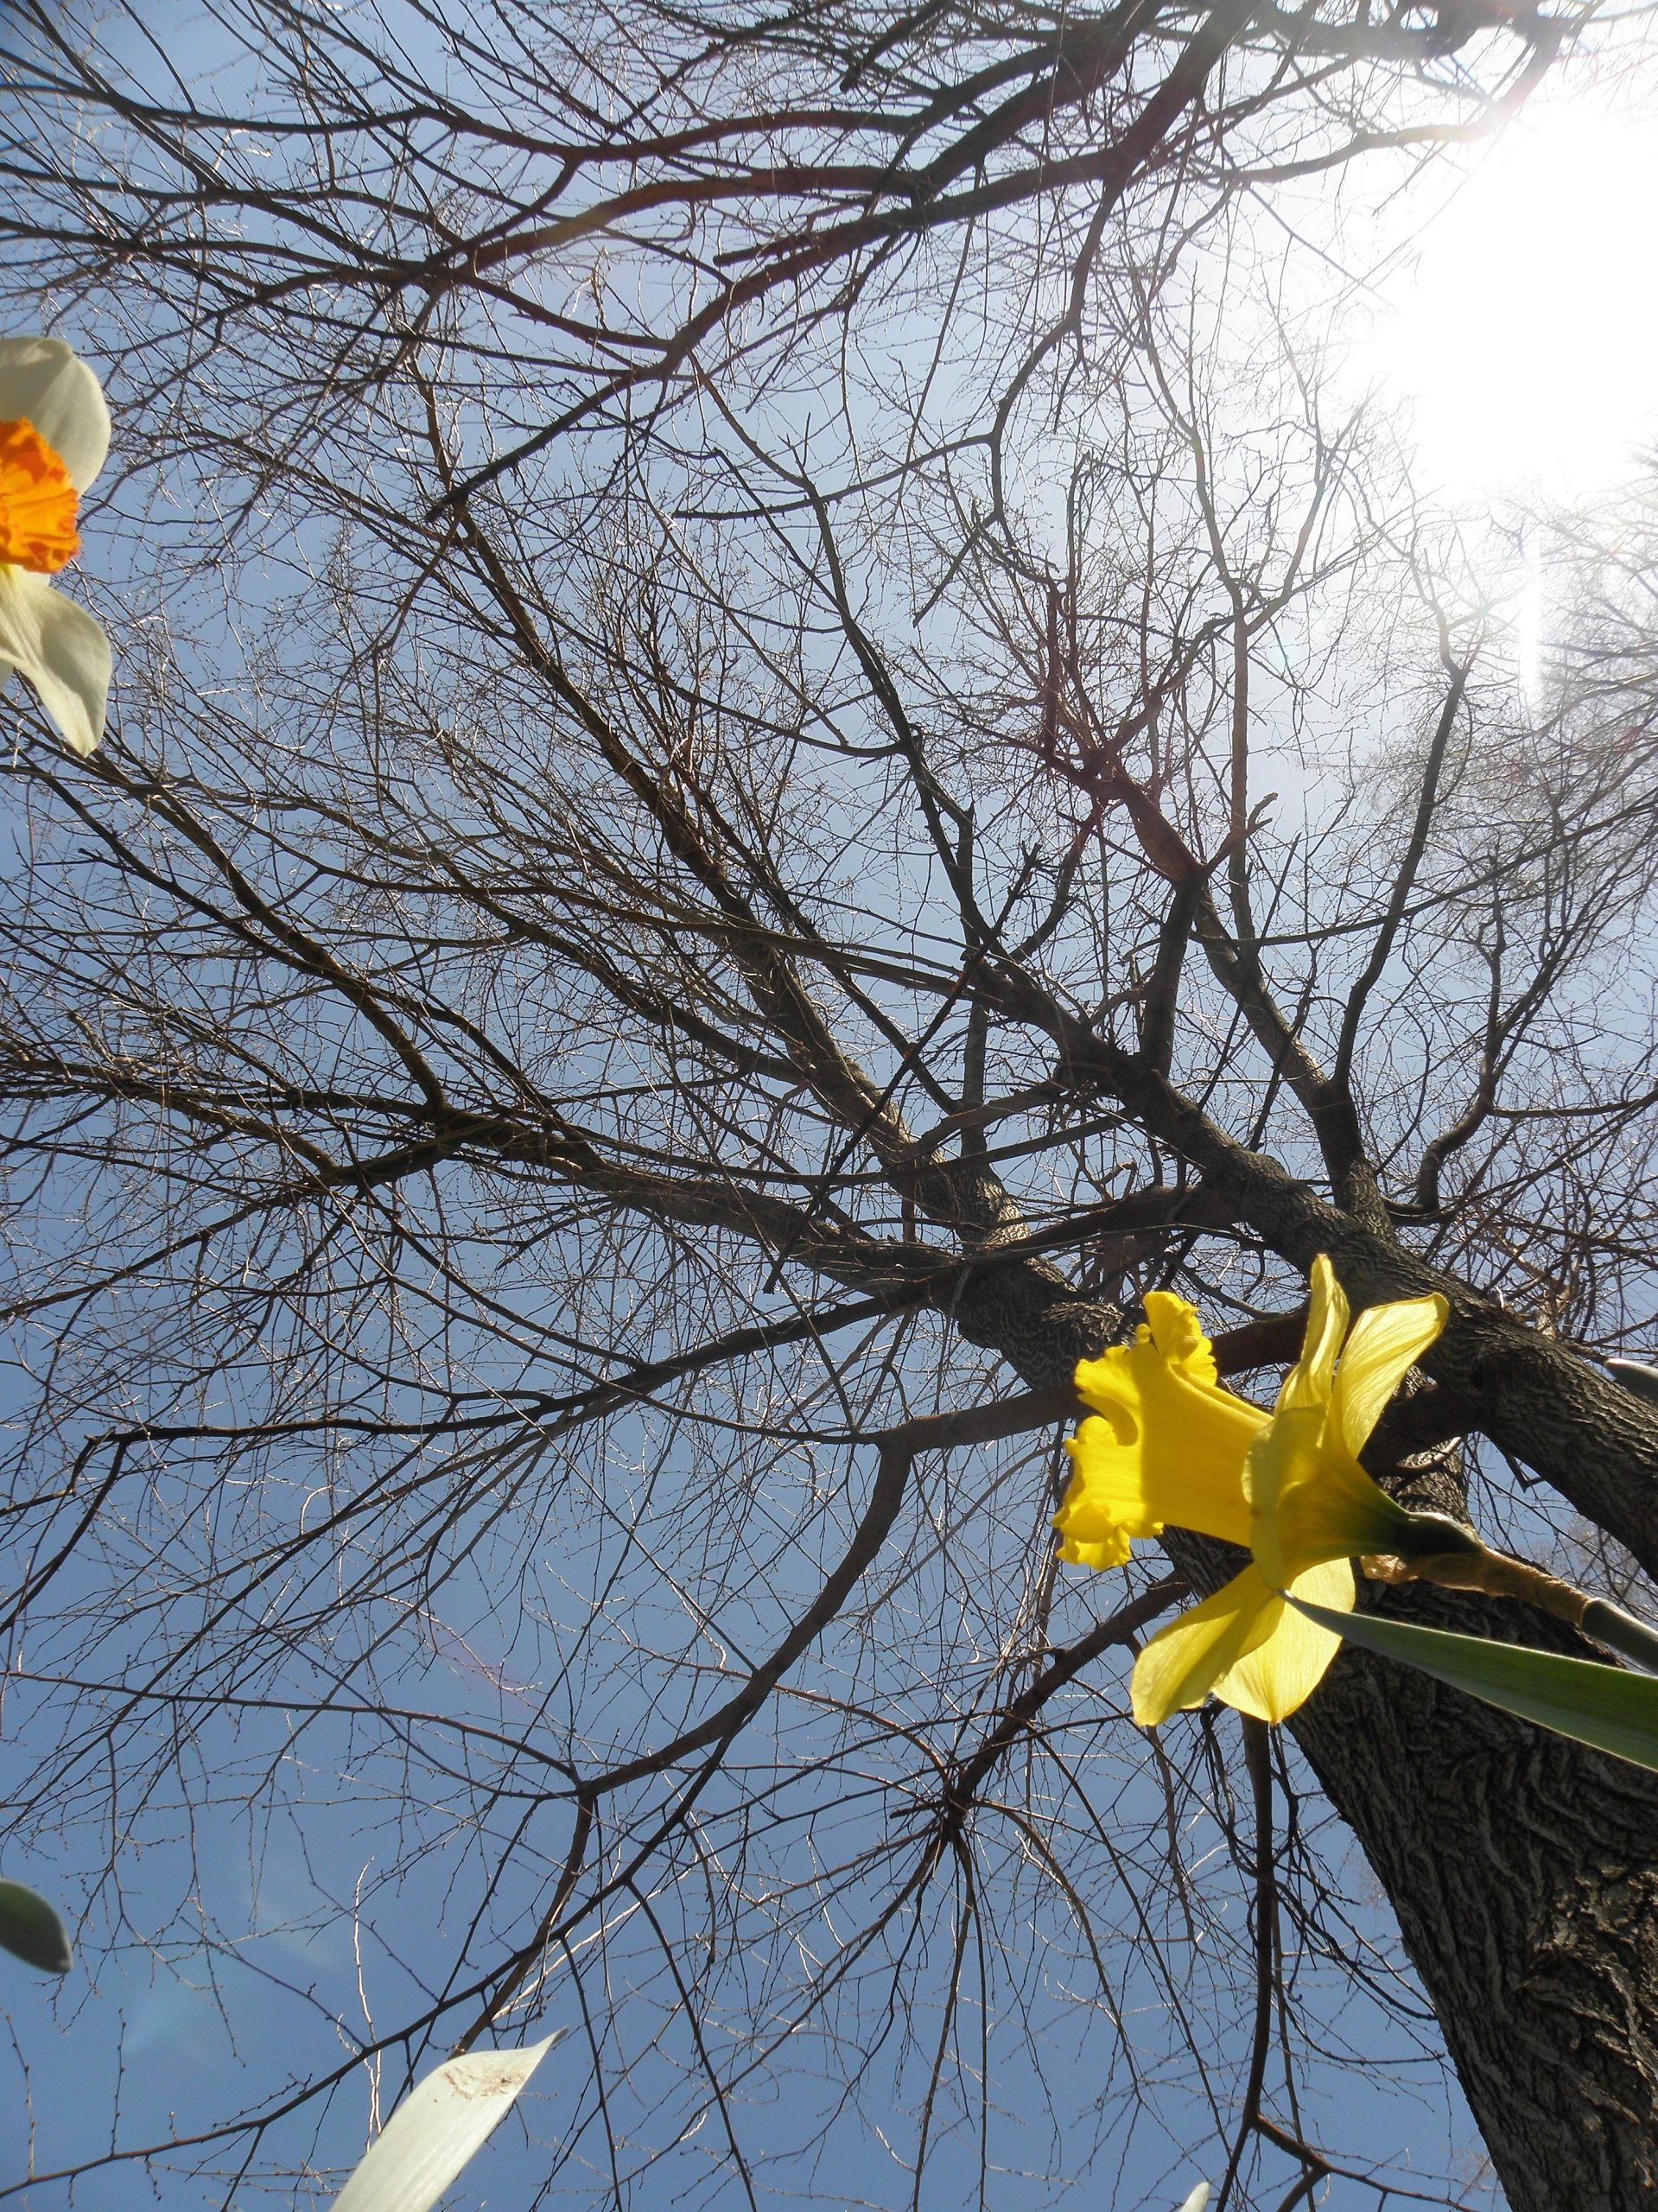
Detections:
1581,1598,1658,1677
1361,1518,1658,1677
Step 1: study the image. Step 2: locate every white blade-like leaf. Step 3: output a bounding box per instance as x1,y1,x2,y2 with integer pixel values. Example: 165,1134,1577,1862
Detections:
330,2028,566,2212
1608,1357,1658,1408
1287,1597,1658,1771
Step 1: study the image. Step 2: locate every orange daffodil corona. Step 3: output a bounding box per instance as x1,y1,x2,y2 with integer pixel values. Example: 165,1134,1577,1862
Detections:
1055,1256,1447,1726
0,336,111,756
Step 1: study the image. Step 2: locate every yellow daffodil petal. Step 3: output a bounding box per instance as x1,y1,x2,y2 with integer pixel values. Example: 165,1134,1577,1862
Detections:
1061,1299,1265,1560
1208,1556,1353,1721
1278,1254,1349,1412
1243,1403,1408,1586
1130,1565,1280,1726
0,563,110,755
0,336,110,493
1331,1290,1448,1460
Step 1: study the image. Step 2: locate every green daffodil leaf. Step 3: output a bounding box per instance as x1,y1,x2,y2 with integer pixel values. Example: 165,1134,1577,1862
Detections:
1286,1595,1658,1773
0,1881,73,1975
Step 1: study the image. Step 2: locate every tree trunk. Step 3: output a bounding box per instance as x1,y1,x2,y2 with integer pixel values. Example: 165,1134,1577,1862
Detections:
1293,1594,1658,2212
975,1260,1658,2210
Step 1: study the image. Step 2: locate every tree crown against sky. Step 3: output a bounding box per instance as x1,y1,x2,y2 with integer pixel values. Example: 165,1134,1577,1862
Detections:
6,3,1658,2209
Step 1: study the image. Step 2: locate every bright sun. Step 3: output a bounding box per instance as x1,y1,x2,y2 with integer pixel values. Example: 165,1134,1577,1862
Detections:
1375,86,1658,502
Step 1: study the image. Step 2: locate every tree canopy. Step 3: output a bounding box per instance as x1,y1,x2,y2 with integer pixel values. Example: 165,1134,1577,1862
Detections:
4,3,1658,2209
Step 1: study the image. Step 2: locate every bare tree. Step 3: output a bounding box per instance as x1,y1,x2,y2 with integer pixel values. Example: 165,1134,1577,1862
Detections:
3,4,1658,2209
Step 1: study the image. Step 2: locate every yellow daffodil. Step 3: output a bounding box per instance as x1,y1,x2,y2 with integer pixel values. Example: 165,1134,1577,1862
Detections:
0,336,111,756
1054,1256,1448,1726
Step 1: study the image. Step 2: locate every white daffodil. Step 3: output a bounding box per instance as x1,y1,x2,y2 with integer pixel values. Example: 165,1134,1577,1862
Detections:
0,336,111,756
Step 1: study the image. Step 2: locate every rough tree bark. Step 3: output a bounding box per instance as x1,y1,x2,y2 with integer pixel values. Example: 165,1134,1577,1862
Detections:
1294,1599,1658,2212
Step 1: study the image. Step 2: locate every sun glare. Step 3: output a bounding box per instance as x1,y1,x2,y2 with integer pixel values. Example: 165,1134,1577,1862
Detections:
1375,91,1658,502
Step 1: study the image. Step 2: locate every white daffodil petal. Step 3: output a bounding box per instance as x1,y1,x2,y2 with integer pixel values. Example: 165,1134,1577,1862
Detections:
0,336,111,492
0,565,110,755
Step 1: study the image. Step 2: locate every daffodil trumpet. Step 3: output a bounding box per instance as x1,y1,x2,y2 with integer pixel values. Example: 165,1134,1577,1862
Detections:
0,334,111,755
